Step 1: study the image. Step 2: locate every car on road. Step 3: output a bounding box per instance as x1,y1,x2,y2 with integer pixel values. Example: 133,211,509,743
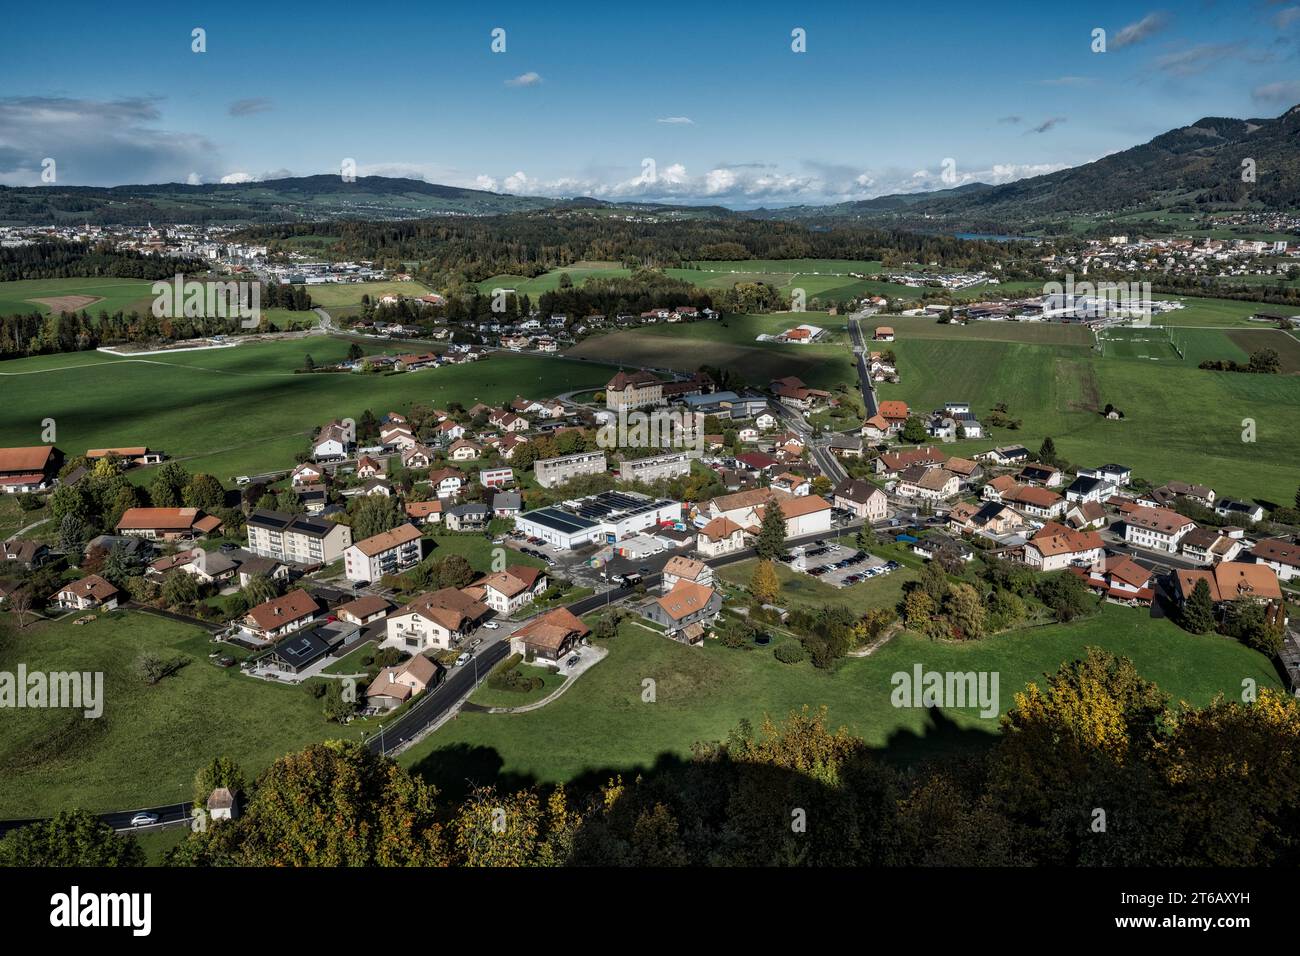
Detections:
469,638,483,649
129,812,159,828
455,652,472,667
481,622,499,630
234,476,250,486
638,566,652,575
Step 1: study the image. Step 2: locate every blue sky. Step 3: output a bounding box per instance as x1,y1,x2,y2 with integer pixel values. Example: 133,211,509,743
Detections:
1,0,1298,206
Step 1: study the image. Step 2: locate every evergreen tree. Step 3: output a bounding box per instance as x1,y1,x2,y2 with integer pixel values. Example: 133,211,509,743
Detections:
1038,436,1057,462
755,500,787,560
1181,579,1216,634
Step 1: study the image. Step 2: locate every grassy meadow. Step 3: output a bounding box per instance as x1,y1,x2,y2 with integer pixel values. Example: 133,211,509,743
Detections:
0,338,615,480
402,606,1279,797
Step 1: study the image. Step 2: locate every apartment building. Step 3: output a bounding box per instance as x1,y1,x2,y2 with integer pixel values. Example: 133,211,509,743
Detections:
246,509,353,566
1122,505,1196,554
618,450,692,483
534,450,607,488
343,523,423,583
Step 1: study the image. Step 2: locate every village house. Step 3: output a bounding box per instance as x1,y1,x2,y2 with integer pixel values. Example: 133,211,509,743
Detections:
1077,464,1132,487
896,465,961,501
873,326,895,341
662,555,713,591
1065,475,1115,504
1017,463,1061,487
833,478,889,522
510,607,589,664
1215,498,1266,523
116,507,223,542
1075,555,1155,606
405,499,444,525
445,503,490,531
1022,523,1105,572
948,501,1022,537
1001,485,1067,520
975,445,1031,466
312,421,352,460
52,574,120,611
828,433,865,459
290,462,324,485
242,589,320,641
860,414,891,441
492,491,523,518
771,471,812,497
1122,505,1196,554
1064,500,1108,530
355,455,385,480
1180,527,1244,565
1173,562,1285,624
335,594,392,627
696,516,746,557
343,523,423,583
1249,537,1300,581
874,446,947,478
641,580,723,645
2,539,49,570
401,445,435,470
877,400,910,433
365,654,440,711
384,588,491,652
448,439,483,462
472,566,547,616
427,466,466,499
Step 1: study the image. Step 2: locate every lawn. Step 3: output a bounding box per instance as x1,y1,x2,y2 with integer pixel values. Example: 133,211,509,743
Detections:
475,264,631,297
469,666,567,709
401,604,1279,797
0,340,616,482
0,277,157,317
0,609,370,817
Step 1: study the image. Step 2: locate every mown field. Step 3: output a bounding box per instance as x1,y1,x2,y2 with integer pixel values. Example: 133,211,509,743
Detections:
0,277,157,316
0,610,370,816
402,606,1279,797
0,339,615,481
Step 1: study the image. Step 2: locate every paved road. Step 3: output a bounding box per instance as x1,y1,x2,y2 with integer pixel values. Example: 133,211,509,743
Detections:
847,312,881,418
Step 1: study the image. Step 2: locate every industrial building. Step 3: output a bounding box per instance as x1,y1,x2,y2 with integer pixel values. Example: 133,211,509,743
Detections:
515,491,682,550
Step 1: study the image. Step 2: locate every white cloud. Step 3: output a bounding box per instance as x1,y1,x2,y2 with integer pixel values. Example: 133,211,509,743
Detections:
228,98,273,117
1112,12,1170,49
1252,80,1300,103
186,172,202,185
0,96,221,186
220,172,257,184
505,72,542,87
470,158,1070,207
656,116,694,125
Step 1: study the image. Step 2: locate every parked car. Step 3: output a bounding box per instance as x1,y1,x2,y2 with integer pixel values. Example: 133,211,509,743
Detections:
565,654,579,667
129,812,159,828
455,652,472,667
481,622,499,630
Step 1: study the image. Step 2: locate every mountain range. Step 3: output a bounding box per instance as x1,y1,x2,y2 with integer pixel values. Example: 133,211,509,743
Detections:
3,105,1298,230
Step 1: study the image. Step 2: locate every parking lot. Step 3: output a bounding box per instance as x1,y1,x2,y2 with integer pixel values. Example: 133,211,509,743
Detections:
783,540,900,588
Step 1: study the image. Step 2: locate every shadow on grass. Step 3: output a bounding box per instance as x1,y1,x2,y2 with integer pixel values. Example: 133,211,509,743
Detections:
410,706,997,804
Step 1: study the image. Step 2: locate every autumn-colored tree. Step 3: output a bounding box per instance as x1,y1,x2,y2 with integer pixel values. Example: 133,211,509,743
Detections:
750,559,780,604
903,588,935,632
944,583,986,640
210,741,447,866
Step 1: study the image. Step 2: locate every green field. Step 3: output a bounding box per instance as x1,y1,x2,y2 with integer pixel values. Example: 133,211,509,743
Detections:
401,605,1280,796
0,339,616,480
0,610,371,816
475,263,632,297
300,279,431,309
0,277,157,317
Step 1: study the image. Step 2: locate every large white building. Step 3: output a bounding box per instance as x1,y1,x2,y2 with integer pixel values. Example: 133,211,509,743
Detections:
343,523,423,583
246,510,353,566
618,450,692,483
1123,505,1195,554
515,491,682,550
534,450,607,488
